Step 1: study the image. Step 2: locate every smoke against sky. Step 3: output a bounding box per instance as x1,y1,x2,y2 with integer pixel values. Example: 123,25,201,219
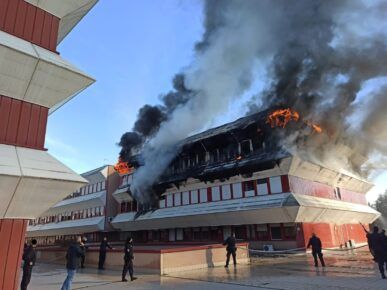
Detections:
117,0,387,204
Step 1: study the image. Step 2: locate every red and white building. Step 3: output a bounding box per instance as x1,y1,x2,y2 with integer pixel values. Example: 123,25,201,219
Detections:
27,111,380,252
0,1,97,289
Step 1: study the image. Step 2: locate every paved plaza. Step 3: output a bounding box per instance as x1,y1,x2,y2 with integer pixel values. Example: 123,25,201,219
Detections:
26,249,387,290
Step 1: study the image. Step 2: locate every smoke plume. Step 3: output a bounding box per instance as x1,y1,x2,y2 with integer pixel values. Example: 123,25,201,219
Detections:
119,0,387,204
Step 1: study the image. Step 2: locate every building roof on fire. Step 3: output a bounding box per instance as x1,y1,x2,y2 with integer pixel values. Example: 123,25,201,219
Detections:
182,109,269,146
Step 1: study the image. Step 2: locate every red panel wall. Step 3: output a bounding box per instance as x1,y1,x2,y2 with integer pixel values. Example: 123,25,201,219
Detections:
300,223,368,249
0,0,59,52
0,95,48,150
289,175,367,205
0,219,28,290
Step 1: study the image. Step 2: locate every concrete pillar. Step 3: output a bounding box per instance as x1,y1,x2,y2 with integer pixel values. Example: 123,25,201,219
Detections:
0,219,28,290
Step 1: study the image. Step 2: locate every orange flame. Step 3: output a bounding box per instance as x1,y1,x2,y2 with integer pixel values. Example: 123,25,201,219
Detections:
266,108,300,128
114,158,133,175
267,108,322,133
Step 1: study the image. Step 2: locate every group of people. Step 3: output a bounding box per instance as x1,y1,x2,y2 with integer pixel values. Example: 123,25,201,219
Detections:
60,236,137,290
20,227,387,289
21,236,136,290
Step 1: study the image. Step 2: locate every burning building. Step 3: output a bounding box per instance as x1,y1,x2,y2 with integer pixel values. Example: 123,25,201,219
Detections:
27,108,379,250
110,108,379,249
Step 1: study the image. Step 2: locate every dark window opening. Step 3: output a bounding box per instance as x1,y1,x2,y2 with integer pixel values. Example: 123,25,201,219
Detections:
240,140,252,156
256,225,269,240
270,225,282,240
243,180,255,192
283,224,297,240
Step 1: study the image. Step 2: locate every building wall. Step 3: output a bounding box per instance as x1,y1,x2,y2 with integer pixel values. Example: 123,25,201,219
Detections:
0,95,48,150
0,219,28,290
0,0,59,51
104,167,121,231
300,223,368,248
289,175,367,205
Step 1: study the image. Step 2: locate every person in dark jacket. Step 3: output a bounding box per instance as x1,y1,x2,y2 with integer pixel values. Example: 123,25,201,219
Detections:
98,236,113,270
307,233,325,267
61,237,84,290
122,237,137,282
20,239,37,290
80,237,88,268
368,226,387,279
223,233,237,268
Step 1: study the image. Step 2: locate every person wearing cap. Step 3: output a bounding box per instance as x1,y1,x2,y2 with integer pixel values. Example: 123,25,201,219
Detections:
122,236,137,282
21,239,37,290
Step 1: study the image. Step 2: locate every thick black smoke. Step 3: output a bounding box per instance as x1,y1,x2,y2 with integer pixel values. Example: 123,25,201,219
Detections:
119,0,387,204
118,73,193,161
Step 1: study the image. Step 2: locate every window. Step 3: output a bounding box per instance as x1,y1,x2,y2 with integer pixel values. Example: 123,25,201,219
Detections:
234,226,247,240
283,223,297,240
176,229,183,241
335,187,342,200
182,191,190,205
169,229,176,241
199,189,207,203
240,140,252,156
270,224,282,240
198,152,206,164
174,193,181,206
257,179,268,195
159,199,166,208
256,225,269,240
201,227,210,240
184,228,192,241
191,190,199,204
232,183,243,198
270,176,282,194
167,194,173,207
222,185,231,200
246,225,256,240
193,228,201,240
243,180,255,197
212,186,221,201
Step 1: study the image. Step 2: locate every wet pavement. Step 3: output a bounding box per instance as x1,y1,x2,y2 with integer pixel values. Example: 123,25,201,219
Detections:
27,249,387,290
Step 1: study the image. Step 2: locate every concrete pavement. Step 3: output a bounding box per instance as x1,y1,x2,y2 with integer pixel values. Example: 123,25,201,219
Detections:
27,249,387,290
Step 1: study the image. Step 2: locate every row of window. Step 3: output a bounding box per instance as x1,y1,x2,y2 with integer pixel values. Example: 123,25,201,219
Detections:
159,176,288,208
164,137,264,176
28,232,101,246
29,206,105,226
66,181,106,199
118,223,297,243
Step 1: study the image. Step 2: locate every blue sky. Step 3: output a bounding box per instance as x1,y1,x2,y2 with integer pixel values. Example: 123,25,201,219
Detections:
46,0,387,202
47,0,203,173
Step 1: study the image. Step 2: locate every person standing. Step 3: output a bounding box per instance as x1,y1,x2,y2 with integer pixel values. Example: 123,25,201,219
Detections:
20,239,37,290
80,237,88,268
61,236,84,290
368,226,387,279
223,233,237,268
122,237,137,282
98,236,113,270
307,233,325,267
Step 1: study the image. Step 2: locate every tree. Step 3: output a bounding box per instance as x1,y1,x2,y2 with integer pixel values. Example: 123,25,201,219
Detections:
372,190,387,227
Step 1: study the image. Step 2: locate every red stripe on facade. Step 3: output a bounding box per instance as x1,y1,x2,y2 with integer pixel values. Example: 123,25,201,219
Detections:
267,178,272,194
281,175,290,192
0,0,60,52
0,95,48,150
288,175,367,205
